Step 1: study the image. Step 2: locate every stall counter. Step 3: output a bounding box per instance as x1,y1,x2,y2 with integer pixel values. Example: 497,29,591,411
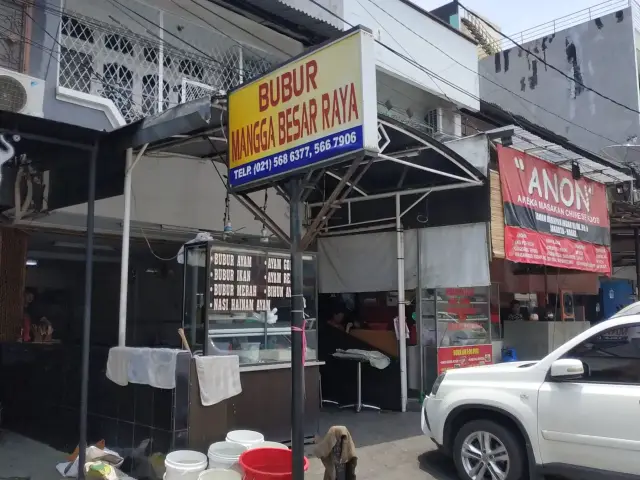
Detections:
503,321,591,360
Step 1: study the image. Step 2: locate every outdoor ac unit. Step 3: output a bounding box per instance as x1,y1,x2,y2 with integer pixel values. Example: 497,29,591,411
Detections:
424,108,460,142
0,68,44,117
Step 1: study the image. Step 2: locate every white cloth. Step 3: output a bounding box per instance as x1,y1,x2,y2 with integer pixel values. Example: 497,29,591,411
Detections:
106,346,129,386
194,354,242,406
393,316,410,340
333,349,391,370
106,347,179,389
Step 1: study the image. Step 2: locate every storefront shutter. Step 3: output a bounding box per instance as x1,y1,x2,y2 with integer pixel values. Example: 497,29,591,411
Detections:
490,169,505,259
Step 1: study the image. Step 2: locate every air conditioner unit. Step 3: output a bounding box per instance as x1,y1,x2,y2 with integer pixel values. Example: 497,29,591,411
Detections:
424,107,460,142
0,68,44,117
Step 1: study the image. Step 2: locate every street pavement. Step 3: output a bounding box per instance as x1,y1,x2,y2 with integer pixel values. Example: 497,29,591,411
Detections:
305,405,459,480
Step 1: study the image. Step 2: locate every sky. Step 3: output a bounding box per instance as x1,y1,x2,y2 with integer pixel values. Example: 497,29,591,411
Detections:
413,0,603,35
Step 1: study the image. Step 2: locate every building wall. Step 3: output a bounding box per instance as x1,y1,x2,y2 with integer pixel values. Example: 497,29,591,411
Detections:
343,0,480,110
17,0,302,130
479,8,640,154
25,0,113,130
57,155,291,236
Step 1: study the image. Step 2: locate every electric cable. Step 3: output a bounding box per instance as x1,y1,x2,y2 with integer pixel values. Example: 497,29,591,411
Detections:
107,0,243,74
459,2,640,116
177,0,291,57
305,0,629,151
346,0,624,180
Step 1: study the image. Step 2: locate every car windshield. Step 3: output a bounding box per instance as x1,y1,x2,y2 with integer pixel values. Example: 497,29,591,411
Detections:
610,301,640,319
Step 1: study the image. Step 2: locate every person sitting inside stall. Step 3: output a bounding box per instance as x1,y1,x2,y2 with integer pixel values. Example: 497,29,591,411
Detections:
327,308,363,333
507,299,525,322
20,289,50,342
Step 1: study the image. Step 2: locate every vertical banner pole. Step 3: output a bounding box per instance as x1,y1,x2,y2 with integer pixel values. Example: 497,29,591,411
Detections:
78,143,98,480
635,228,640,298
290,178,305,479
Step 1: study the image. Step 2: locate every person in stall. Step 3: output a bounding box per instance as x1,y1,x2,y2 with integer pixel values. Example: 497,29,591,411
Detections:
325,294,364,333
507,299,525,322
20,289,51,342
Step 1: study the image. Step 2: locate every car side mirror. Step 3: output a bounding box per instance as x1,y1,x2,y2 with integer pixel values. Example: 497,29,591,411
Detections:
550,359,584,380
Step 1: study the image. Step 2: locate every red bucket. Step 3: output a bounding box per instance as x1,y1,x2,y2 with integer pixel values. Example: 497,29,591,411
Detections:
239,447,309,480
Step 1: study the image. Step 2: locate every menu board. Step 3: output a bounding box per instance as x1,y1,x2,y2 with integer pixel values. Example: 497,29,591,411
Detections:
437,344,493,374
438,287,490,325
209,248,292,313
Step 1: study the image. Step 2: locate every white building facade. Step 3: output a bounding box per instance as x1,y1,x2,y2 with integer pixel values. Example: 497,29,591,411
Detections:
1,0,482,238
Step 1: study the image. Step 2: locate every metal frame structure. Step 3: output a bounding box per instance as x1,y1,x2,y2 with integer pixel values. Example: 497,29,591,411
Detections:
111,104,487,448
297,117,484,413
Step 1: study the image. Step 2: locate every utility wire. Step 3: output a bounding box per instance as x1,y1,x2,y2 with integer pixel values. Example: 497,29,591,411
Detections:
177,0,291,57
320,0,637,179
304,0,627,151
458,2,640,116
350,0,622,180
107,0,231,71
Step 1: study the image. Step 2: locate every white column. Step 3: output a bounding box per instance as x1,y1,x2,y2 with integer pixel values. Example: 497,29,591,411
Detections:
118,144,148,346
396,193,408,412
118,148,134,346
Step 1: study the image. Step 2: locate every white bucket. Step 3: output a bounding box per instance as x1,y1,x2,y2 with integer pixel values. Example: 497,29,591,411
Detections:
165,450,208,480
207,441,247,470
247,441,289,450
225,430,264,448
198,469,242,480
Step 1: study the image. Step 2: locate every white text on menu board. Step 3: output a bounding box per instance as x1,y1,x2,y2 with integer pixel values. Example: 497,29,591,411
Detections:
211,252,270,311
267,257,291,298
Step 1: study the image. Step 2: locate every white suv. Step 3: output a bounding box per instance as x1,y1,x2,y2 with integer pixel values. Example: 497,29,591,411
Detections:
422,304,640,480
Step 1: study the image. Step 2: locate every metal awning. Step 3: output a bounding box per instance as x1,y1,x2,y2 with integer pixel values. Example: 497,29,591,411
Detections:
488,126,633,184
462,101,633,185
208,0,343,45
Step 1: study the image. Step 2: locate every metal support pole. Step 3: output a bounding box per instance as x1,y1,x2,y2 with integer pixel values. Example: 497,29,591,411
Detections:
78,143,98,480
118,148,133,346
395,193,407,413
290,178,305,480
118,145,147,346
635,228,640,297
417,230,424,397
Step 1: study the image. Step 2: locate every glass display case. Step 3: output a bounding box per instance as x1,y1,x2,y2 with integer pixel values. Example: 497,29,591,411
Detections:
421,286,492,348
420,286,493,389
182,241,318,365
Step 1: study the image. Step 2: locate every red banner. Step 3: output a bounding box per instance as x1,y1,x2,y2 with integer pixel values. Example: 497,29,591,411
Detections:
497,145,611,274
504,226,611,273
437,344,493,375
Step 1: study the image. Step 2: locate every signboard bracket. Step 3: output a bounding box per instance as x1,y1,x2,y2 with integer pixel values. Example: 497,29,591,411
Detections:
300,154,365,250
232,191,291,246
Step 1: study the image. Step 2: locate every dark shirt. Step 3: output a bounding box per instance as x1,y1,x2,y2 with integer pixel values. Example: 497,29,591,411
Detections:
507,312,523,322
25,302,44,321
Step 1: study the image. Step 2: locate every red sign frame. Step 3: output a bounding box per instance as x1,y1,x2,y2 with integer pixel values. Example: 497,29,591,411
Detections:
437,344,493,375
497,145,611,274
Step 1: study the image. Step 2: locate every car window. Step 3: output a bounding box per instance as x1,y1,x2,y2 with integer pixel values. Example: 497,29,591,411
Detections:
610,302,640,319
563,323,640,384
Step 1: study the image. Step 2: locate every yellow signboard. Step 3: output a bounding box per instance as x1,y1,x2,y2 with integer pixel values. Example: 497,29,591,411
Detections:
227,28,377,190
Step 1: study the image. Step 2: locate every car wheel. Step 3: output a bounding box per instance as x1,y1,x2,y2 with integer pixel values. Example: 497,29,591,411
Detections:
452,419,526,480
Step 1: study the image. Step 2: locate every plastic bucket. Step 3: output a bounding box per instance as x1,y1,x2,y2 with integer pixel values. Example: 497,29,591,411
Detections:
165,450,208,480
247,442,288,451
207,441,247,470
239,448,309,480
226,430,264,448
197,469,242,480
